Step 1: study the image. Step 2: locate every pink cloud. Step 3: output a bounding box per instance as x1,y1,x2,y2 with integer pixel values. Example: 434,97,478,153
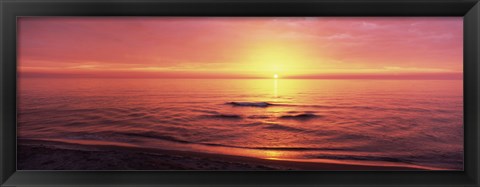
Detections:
18,17,463,79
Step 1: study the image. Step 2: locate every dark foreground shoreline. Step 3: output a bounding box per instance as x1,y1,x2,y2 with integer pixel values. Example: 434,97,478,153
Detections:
18,139,427,170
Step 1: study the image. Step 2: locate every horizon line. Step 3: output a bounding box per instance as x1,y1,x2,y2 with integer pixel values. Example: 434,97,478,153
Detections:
18,77,463,80
18,72,463,80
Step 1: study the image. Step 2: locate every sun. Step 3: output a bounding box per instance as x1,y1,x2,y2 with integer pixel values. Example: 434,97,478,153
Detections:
273,74,279,79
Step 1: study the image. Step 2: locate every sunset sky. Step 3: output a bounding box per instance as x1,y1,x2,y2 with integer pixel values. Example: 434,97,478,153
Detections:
18,17,463,79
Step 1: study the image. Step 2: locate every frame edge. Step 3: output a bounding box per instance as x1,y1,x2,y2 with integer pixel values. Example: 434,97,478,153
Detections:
1,0,17,186
1,0,480,186
464,1,480,186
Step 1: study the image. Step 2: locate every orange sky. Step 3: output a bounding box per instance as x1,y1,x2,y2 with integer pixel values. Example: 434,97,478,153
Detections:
18,17,463,79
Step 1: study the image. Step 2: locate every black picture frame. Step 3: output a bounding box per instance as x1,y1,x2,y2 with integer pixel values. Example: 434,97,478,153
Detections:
1,0,479,186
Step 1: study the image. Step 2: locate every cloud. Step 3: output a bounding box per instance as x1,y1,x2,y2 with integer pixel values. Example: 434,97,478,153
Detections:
325,33,353,40
18,17,463,78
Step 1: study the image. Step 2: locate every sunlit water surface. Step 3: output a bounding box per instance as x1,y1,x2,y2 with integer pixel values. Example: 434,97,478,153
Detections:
18,78,463,170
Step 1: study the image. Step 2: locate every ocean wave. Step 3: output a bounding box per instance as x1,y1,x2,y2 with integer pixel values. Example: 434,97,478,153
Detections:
117,131,344,151
226,102,273,107
262,124,306,132
247,115,271,119
119,132,191,144
190,109,219,114
127,112,148,118
201,114,243,120
310,153,463,169
238,122,307,132
239,122,264,126
312,154,407,163
224,102,431,114
279,113,320,120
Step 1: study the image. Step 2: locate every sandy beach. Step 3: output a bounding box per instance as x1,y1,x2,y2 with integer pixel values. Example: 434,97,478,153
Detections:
18,139,427,170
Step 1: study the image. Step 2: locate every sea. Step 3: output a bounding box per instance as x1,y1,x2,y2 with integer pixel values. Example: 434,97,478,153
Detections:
17,78,463,170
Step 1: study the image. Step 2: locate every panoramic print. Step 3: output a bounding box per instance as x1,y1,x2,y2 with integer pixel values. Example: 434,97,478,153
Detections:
17,17,463,170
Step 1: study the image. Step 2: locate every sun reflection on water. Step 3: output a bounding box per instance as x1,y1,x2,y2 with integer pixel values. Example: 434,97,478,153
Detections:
263,150,284,160
273,79,278,98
